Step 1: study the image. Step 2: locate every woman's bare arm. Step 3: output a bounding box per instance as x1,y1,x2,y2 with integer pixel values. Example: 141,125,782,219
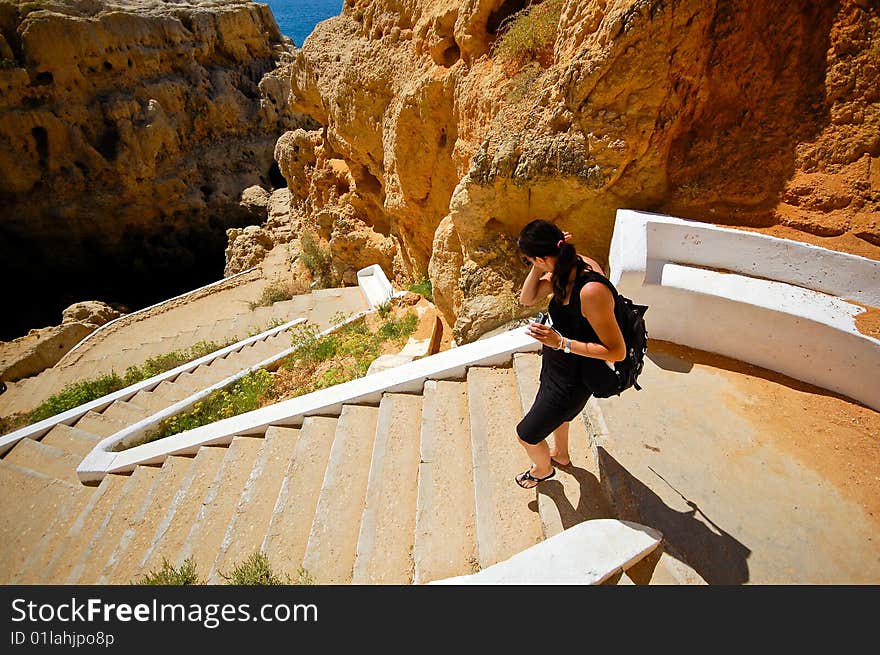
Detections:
567,281,626,362
519,266,553,306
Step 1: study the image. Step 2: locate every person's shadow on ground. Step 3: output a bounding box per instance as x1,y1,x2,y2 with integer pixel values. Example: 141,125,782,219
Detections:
594,446,752,585
534,463,614,527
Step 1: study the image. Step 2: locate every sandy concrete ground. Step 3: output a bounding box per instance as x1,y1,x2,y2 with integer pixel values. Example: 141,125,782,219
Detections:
590,340,880,585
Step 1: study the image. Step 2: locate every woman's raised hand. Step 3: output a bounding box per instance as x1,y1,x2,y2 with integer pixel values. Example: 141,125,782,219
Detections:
562,231,572,243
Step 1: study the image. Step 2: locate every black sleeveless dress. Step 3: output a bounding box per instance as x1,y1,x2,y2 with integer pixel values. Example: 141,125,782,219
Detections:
516,266,618,445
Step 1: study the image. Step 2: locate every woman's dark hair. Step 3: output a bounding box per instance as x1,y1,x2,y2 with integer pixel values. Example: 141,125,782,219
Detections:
517,219,587,301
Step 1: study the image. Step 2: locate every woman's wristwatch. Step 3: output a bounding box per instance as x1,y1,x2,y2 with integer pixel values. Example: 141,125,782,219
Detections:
555,334,572,353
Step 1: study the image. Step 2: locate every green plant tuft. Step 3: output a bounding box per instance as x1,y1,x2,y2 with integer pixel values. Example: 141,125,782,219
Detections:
407,276,433,303
491,0,564,71
28,374,125,424
135,557,202,585
249,283,295,310
220,552,290,585
299,231,338,288
141,369,274,444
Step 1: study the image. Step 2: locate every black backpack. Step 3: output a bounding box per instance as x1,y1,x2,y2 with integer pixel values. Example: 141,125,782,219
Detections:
579,271,649,398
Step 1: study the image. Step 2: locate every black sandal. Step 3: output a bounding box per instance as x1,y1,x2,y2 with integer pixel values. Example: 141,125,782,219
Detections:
515,468,556,489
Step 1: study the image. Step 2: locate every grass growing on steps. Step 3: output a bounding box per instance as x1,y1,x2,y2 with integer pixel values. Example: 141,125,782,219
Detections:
136,310,419,445
219,552,290,585
0,340,233,437
135,552,314,586
134,557,202,585
144,369,275,443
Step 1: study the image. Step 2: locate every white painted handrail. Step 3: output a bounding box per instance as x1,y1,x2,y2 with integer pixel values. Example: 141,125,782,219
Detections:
99,310,372,454
0,317,304,457
77,326,542,483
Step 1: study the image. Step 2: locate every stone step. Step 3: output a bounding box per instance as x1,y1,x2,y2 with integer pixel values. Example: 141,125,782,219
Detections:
99,455,195,584
3,438,82,484
0,460,88,584
151,380,193,405
207,427,300,583
511,352,612,539
65,465,161,584
306,288,366,330
102,399,153,425
178,436,265,578
267,297,305,320
128,389,173,414
11,483,94,583
467,366,544,570
40,423,101,458
261,416,338,583
301,405,379,584
412,380,478,584
188,321,226,345
169,371,205,394
41,472,130,583
352,393,423,584
73,410,127,439
138,446,227,576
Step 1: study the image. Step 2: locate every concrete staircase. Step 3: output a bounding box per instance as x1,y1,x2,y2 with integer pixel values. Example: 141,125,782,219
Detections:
0,287,367,418
0,351,678,585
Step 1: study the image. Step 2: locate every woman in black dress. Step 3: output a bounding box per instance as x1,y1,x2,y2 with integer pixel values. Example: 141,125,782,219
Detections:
514,219,626,489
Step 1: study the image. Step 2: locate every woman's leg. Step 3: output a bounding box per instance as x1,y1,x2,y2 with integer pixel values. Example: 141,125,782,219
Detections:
549,421,571,466
516,437,554,488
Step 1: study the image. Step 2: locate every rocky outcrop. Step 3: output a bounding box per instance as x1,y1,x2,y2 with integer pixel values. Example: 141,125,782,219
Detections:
283,0,879,343
0,0,306,340
0,300,121,382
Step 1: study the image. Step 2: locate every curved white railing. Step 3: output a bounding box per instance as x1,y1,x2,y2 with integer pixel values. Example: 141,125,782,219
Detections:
608,209,880,411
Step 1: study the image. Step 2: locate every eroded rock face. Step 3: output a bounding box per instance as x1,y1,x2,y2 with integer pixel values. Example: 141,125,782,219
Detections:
61,300,122,327
283,0,879,343
0,0,302,339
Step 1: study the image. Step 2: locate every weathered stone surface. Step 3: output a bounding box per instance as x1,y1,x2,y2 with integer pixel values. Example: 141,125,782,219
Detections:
61,301,121,327
0,323,94,383
283,0,879,343
0,0,302,339
224,225,275,276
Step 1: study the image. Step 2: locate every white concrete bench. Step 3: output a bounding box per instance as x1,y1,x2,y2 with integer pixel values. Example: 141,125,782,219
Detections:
428,519,663,585
609,210,880,411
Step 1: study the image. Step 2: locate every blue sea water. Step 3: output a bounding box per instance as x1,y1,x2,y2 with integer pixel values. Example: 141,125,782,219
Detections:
265,0,344,48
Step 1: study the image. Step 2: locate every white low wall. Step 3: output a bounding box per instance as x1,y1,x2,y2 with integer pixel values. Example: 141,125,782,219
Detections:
429,519,663,585
609,210,880,410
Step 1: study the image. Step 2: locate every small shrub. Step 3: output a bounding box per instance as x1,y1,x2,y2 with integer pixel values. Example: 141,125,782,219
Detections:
249,282,295,310
492,0,564,71
378,312,418,342
295,567,316,585
135,557,202,585
299,231,337,288
377,301,392,318
220,552,290,585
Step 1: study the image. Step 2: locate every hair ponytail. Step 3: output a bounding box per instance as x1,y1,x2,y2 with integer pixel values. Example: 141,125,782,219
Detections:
517,218,587,303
